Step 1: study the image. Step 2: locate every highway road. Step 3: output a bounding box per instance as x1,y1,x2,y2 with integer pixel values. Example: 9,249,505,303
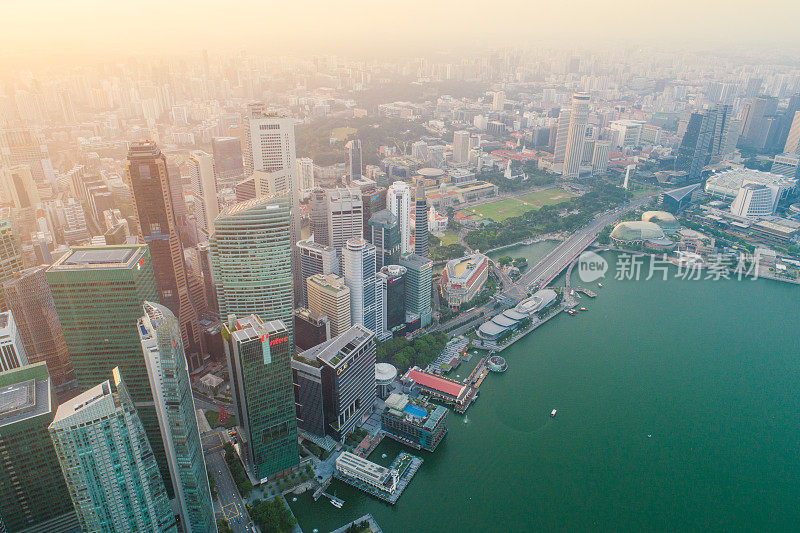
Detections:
420,192,661,337
510,196,656,294
206,449,255,533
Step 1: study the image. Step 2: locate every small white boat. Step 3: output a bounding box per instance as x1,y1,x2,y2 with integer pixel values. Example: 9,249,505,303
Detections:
464,416,469,424
330,498,343,509
550,409,558,418
598,283,603,288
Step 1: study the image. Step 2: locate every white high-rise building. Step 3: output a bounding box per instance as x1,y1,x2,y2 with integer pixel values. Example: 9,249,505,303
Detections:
187,150,218,234
608,120,644,148
592,140,612,176
0,310,27,372
492,91,505,111
387,181,412,254
342,238,377,334
322,188,364,263
730,183,779,219
375,270,390,341
297,157,315,194
244,104,302,303
563,93,590,179
553,109,571,162
453,130,471,166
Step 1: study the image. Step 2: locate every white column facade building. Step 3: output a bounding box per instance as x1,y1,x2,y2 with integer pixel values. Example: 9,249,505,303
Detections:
387,181,412,255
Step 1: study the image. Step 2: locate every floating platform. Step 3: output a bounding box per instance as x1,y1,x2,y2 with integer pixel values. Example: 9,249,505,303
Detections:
334,452,423,505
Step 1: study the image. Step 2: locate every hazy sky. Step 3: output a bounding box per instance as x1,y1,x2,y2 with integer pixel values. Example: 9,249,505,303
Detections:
2,0,800,58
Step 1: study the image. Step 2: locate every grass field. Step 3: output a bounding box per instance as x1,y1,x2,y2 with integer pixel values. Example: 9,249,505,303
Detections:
628,182,663,200
437,230,460,246
331,126,357,142
459,187,575,222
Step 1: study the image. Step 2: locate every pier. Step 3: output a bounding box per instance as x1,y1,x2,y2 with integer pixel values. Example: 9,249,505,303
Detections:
334,452,423,504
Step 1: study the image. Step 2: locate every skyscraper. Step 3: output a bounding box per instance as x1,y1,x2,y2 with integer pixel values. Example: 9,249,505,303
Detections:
297,157,315,194
139,302,216,533
0,217,22,311
187,150,219,234
3,266,74,394
741,96,778,150
347,139,363,180
342,238,377,333
677,105,737,180
0,311,26,372
367,209,401,270
243,104,302,304
399,253,433,327
783,111,800,154
0,363,77,533
222,316,298,482
360,185,387,237
0,128,53,185
453,130,471,166
49,368,176,533
414,185,429,257
307,273,352,339
310,187,365,273
297,239,339,308
563,93,590,179
46,244,172,492
211,137,244,187
591,140,612,176
553,108,571,162
126,141,201,371
387,181,412,255
1,165,40,209
292,324,376,441
380,265,407,332
210,196,294,344
309,187,330,245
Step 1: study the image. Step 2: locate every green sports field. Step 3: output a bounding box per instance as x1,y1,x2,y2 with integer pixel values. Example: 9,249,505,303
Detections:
459,188,575,222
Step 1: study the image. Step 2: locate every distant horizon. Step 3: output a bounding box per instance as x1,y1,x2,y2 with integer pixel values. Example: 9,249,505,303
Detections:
2,0,800,62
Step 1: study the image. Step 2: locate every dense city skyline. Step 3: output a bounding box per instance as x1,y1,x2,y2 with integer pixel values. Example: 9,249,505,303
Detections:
1,5,800,531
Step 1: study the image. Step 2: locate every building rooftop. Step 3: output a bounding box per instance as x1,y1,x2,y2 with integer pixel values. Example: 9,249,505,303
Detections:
228,315,288,344
610,221,667,242
51,380,113,424
336,451,393,487
49,245,146,271
399,253,433,269
405,368,467,400
376,363,398,383
369,209,397,226
307,273,349,294
705,169,797,196
444,254,488,285
297,324,373,369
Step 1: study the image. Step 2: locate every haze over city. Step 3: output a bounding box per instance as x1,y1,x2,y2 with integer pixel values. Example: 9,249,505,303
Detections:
0,2,799,533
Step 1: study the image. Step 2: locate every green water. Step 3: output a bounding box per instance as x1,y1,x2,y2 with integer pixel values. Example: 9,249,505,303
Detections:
290,253,800,532
486,240,559,265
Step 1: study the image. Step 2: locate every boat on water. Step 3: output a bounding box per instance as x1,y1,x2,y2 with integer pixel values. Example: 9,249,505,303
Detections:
580,307,588,311
331,499,343,508
550,409,558,418
464,415,469,424
598,283,603,288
